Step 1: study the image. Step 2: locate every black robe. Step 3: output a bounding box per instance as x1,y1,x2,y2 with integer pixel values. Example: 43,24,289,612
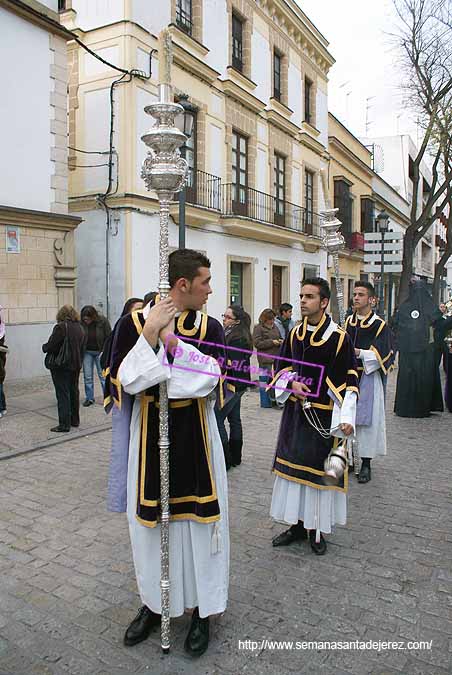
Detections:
104,307,225,527
393,282,443,417
270,314,359,493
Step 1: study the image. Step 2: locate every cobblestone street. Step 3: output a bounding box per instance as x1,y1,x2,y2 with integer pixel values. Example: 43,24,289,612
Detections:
0,373,451,674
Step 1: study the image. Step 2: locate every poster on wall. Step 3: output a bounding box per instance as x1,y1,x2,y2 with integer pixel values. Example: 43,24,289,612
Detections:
6,225,20,254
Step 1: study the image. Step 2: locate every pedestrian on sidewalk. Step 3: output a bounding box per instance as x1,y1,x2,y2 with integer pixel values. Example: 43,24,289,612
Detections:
345,281,394,484
42,305,86,433
103,249,229,657
80,305,111,406
274,303,295,339
253,308,283,408
270,278,358,556
0,305,7,418
215,304,252,469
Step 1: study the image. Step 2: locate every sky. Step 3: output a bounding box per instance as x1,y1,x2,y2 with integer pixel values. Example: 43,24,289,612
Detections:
296,0,421,145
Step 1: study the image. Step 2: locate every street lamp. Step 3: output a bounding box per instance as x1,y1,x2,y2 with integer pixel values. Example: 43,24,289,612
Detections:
175,94,197,249
376,209,390,318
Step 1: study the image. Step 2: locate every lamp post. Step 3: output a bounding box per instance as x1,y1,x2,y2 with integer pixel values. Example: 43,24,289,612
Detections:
376,209,390,318
175,94,196,249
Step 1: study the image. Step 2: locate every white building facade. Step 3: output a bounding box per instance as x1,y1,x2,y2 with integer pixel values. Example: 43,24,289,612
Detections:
0,0,80,380
61,0,334,325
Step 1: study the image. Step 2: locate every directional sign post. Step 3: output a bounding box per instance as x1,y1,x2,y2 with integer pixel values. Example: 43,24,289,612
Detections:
364,231,403,317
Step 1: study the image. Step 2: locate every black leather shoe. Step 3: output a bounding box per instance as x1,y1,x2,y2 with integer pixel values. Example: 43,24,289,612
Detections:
272,524,307,547
309,530,327,555
229,439,243,466
358,464,371,483
123,606,161,646
184,607,209,657
82,399,94,407
50,426,70,433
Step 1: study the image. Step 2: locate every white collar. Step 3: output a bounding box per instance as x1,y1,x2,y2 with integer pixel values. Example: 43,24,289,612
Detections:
142,303,201,328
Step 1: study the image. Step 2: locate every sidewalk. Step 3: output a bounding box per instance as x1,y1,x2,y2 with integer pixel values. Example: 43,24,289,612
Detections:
0,376,111,459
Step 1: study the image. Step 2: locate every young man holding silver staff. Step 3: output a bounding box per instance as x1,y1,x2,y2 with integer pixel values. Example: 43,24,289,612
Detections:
104,249,229,657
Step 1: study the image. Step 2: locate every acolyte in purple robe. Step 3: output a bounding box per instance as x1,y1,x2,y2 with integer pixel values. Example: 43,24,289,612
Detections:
103,307,226,524
345,311,394,426
271,315,359,493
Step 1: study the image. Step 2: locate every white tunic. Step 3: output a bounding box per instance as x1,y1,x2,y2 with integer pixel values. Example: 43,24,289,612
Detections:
119,331,229,619
270,322,357,534
355,348,386,459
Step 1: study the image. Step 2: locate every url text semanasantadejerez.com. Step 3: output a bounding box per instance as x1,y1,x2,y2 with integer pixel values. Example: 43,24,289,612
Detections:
238,639,433,652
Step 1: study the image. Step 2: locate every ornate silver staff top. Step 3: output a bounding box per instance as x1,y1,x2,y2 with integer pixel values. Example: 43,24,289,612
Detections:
319,169,346,326
140,29,188,654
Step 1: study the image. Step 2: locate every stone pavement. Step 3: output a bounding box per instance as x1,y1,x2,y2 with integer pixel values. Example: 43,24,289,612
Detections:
0,377,110,458
0,373,451,674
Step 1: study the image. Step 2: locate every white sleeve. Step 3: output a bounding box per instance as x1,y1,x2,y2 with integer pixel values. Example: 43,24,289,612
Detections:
358,348,380,375
329,390,357,438
118,333,170,395
166,340,221,399
274,372,297,403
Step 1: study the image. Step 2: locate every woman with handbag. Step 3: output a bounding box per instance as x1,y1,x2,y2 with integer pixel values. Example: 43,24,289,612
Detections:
43,305,86,432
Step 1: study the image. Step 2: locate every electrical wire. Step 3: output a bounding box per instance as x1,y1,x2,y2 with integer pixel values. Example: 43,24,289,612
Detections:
68,37,155,319
69,163,110,168
68,147,109,155
72,35,129,74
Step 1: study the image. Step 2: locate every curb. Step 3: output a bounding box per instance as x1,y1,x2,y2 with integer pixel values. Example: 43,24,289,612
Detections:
0,423,112,461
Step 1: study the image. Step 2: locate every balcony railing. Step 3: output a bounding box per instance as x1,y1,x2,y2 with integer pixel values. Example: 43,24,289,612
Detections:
221,184,321,237
185,170,221,211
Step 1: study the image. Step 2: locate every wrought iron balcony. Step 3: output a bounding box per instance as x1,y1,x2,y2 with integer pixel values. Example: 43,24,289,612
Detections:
221,184,321,237
185,170,221,211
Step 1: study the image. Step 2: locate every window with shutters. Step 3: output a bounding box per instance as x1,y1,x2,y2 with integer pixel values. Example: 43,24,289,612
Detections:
304,170,314,234
274,153,286,226
361,198,375,233
232,131,248,215
232,13,244,72
334,179,353,245
273,51,282,101
304,77,313,125
176,0,193,35
184,112,197,203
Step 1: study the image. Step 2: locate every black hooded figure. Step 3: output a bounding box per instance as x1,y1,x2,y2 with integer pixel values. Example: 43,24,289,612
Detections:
393,279,443,417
